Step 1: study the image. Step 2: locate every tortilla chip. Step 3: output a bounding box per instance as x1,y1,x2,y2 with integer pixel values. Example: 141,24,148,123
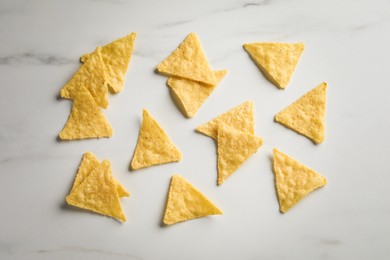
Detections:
81,33,136,93
167,70,227,118
273,148,327,213
217,124,263,185
59,85,113,140
66,160,126,221
71,152,129,197
163,175,223,225
196,101,254,140
275,82,327,144
60,47,108,108
156,33,217,85
130,109,182,170
243,42,304,89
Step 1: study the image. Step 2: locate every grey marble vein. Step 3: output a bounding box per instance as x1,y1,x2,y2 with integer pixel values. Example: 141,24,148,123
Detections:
0,52,74,66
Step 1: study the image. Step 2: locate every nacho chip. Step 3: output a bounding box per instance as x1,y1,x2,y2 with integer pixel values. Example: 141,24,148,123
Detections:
66,160,126,221
130,109,182,170
217,124,263,185
273,148,327,213
59,85,113,140
167,70,227,118
156,33,217,85
71,152,129,197
275,82,327,144
163,175,222,225
243,42,304,89
60,47,109,108
196,101,254,140
81,33,136,93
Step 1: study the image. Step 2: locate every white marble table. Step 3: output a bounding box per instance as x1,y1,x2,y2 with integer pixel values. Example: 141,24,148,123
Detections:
1,0,389,259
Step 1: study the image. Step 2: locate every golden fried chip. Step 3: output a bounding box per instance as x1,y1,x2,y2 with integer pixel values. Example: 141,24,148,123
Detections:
71,152,129,197
66,160,126,221
163,175,222,225
60,47,109,108
275,82,327,144
217,124,263,185
167,70,227,118
243,42,304,89
130,109,182,170
156,33,217,85
59,85,113,140
81,33,136,93
273,148,327,213
196,101,254,140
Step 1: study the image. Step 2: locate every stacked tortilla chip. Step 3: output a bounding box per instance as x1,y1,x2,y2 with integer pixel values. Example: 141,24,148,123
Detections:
156,33,227,118
66,152,129,221
196,101,263,185
59,33,136,140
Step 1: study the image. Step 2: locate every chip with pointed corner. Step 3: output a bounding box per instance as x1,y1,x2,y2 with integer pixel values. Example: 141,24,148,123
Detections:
163,175,222,225
275,82,327,144
273,148,327,213
244,42,304,89
130,109,182,170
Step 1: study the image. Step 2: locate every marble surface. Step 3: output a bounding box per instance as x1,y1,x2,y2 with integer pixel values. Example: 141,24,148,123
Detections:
1,0,390,259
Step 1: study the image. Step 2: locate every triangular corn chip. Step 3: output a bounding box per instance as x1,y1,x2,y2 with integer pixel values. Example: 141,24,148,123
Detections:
81,33,136,93
243,42,304,89
275,82,327,144
196,101,254,140
163,175,222,225
167,70,227,118
217,125,263,185
273,148,327,213
130,109,182,170
71,152,129,197
66,160,126,221
60,47,109,108
156,33,217,85
59,85,113,140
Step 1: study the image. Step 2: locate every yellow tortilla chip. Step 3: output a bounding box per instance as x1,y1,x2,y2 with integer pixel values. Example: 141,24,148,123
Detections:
273,148,327,213
217,124,263,185
163,175,222,225
71,152,130,197
275,82,327,144
167,70,227,118
66,160,126,221
59,85,113,140
81,33,136,93
196,101,254,140
130,109,182,170
243,42,304,89
60,47,109,108
156,33,217,85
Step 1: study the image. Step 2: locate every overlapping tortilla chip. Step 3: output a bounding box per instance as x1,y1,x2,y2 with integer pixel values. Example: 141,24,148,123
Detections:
217,124,263,185
167,70,227,118
66,160,126,221
81,33,136,93
130,109,182,170
244,42,304,89
275,82,327,144
60,47,108,108
273,148,327,213
196,101,254,140
71,152,129,197
156,33,217,85
59,85,113,140
163,175,222,225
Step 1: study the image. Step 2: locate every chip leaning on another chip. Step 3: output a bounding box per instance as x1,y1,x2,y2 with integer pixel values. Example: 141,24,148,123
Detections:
167,70,228,118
